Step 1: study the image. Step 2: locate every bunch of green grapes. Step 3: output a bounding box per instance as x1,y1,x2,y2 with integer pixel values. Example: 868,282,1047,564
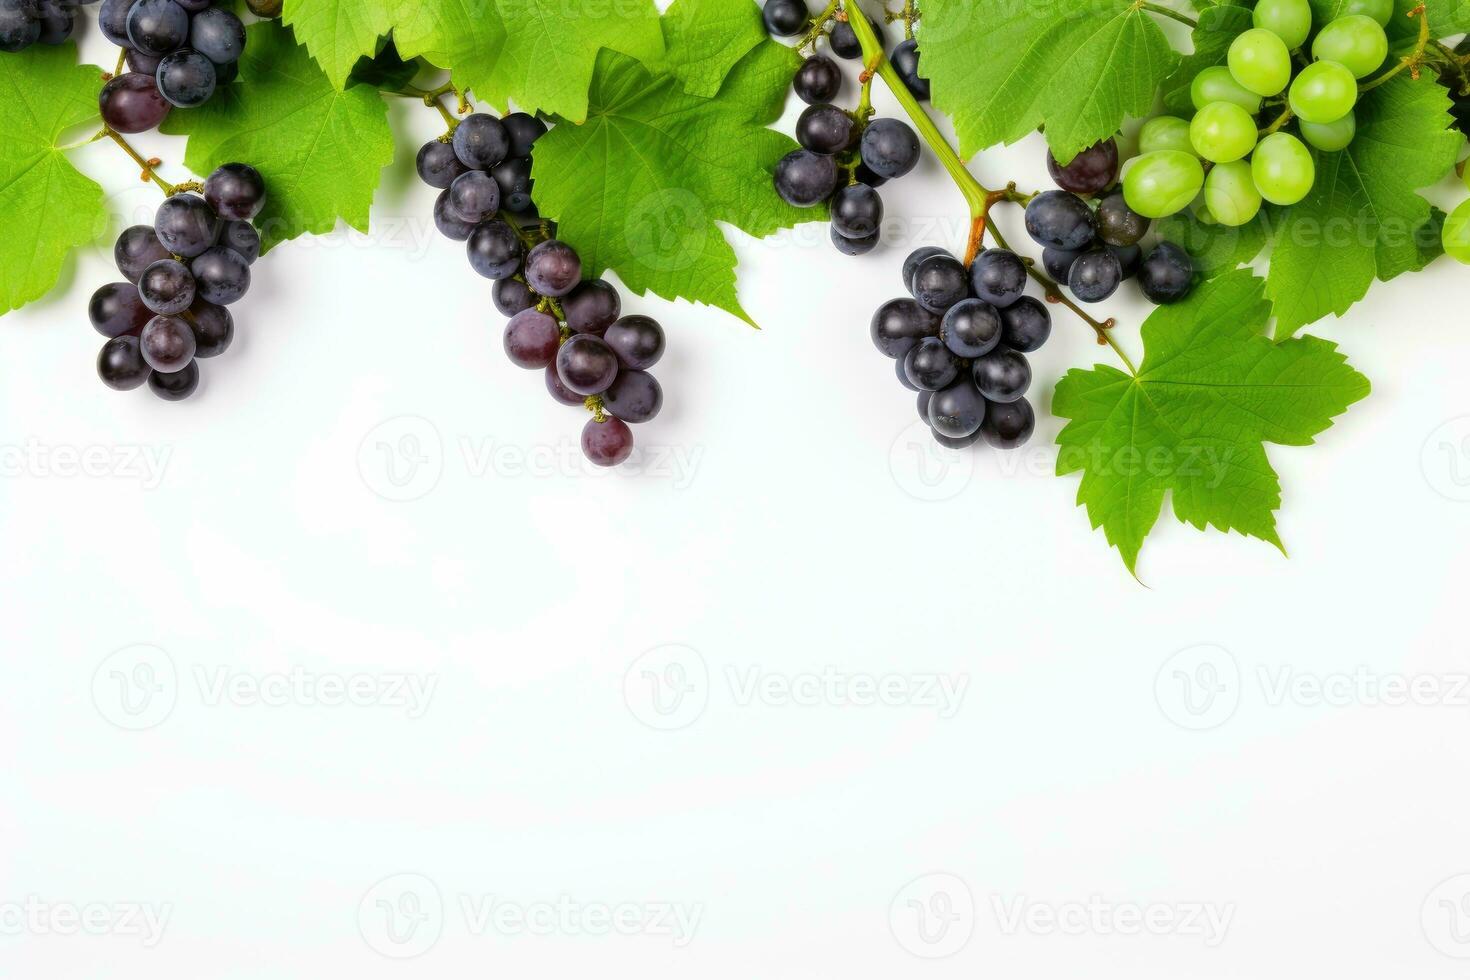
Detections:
1122,0,1393,226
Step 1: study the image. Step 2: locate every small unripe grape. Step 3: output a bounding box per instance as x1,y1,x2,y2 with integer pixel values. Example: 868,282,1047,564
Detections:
1123,151,1205,219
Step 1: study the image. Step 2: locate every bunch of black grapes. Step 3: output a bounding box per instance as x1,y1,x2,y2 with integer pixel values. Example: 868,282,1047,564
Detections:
93,163,264,401
872,246,1051,449
0,0,92,52
761,0,929,101
1026,138,1196,307
417,112,667,468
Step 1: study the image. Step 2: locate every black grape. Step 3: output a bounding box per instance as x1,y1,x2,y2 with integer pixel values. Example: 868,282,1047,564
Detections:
903,337,962,391
188,6,244,64
1047,139,1119,197
563,279,621,336
891,39,929,99
1108,242,1141,280
148,361,200,401
860,118,921,180
545,365,584,406
604,314,665,370
1024,190,1097,251
156,49,216,108
417,140,467,189
433,190,476,241
870,297,939,358
897,357,921,393
1096,191,1150,247
602,370,663,424
126,48,162,74
493,278,538,318
1139,242,1196,305
911,253,969,314
773,150,839,207
980,397,1036,449
138,259,195,315
582,417,634,468
970,250,1027,308
556,334,620,396
89,283,152,338
187,299,233,357
220,220,260,264
794,55,841,105
972,349,1031,403
467,220,523,280
830,184,883,239
762,0,807,37
0,0,39,51
491,156,534,214
99,72,171,133
503,309,561,369
796,103,856,154
830,225,878,255
447,170,501,223
828,12,878,59
854,163,887,188
934,430,983,450
999,296,1051,353
37,1,74,45
501,112,547,158
98,336,152,391
154,194,219,257
98,0,134,47
916,390,932,422
1068,248,1122,303
115,225,171,283
190,247,250,305
204,162,266,221
1042,247,1080,283
524,240,582,297
126,0,188,55
927,379,987,439
140,313,196,371
902,246,947,294
940,298,1002,358
453,113,510,170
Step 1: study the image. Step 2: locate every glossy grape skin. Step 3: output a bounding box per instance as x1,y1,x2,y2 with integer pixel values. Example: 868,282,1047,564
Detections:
1443,198,1470,264
830,225,879,255
126,48,161,74
1299,111,1357,151
187,299,233,357
447,170,501,224
980,397,1036,450
115,225,170,283
1203,160,1262,227
891,39,928,100
38,0,75,45
794,55,842,104
828,14,876,59
932,429,983,449
1096,192,1150,246
127,0,187,55
1025,190,1098,250
912,253,969,314
927,379,987,439
830,184,884,239
204,163,266,221
0,0,41,51
452,113,510,170
860,118,921,179
156,49,216,108
1190,66,1264,113
1046,139,1119,196
190,247,250,306
1342,0,1392,26
220,220,259,265
503,309,561,369
140,314,196,372
544,364,584,406
501,112,546,158
524,240,582,297
1107,242,1142,280
1312,15,1388,78
902,247,948,294
1139,242,1196,304
1042,247,1080,283
796,103,857,154
870,297,939,357
491,156,534,213
1190,101,1258,163
154,194,219,258
1229,28,1292,97
189,6,245,64
897,357,921,393
903,337,962,391
99,72,171,133
602,370,663,424
562,279,620,335
1138,116,1195,156
98,336,152,391
433,191,475,241
89,283,152,338
1289,61,1358,124
98,0,135,46
1252,132,1315,205
773,150,839,207
148,361,199,401
970,249,1027,308
761,0,807,37
604,314,666,370
139,259,195,315
972,349,1031,404
556,334,620,396
494,278,538,318
1253,0,1312,49
1067,249,1123,303
582,417,634,467
939,299,1002,358
999,297,1051,353
465,221,522,280
915,390,932,420
1122,150,1205,219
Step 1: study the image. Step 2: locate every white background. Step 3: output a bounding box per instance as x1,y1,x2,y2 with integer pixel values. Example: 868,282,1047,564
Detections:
4,8,1470,978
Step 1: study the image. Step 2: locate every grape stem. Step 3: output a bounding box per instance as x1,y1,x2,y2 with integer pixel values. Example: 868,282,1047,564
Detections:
98,127,199,196
1136,3,1197,30
798,0,842,55
1259,104,1294,136
396,82,470,133
1360,4,1431,92
844,3,1137,373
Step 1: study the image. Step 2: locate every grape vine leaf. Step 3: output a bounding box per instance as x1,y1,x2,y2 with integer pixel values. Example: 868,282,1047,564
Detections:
0,44,105,316
532,41,805,326
1160,1,1252,115
1156,209,1269,279
1053,271,1370,575
279,0,395,91
1265,73,1459,336
919,0,1180,165
161,21,395,255
660,0,768,98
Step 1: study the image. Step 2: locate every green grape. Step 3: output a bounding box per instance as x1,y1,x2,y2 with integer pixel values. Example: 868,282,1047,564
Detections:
1229,28,1293,97
1443,198,1470,264
1312,15,1390,78
1289,61,1359,124
1190,101,1259,163
1253,0,1312,49
1190,66,1264,113
1204,160,1263,226
1123,150,1207,219
1299,111,1357,152
1138,116,1196,156
1342,0,1393,27
1252,132,1316,205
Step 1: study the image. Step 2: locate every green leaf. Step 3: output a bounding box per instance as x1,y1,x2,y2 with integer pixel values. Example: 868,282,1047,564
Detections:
0,43,105,316
161,21,396,254
280,0,395,91
532,41,804,326
1160,1,1252,115
1155,209,1269,279
1054,271,1370,575
920,0,1180,164
660,0,767,98
1265,73,1459,336
1313,0,1470,37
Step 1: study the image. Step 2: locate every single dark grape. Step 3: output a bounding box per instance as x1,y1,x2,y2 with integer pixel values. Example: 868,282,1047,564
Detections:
582,417,634,467
140,313,196,372
1108,242,1141,280
830,225,878,255
870,297,939,358
604,314,665,370
970,250,1027,308
187,299,233,357
99,72,171,133
0,0,42,51
98,336,151,391
126,47,162,74
1047,139,1119,196
126,0,187,55
563,279,621,335
201,162,265,222
828,12,878,59
927,378,987,439
897,356,921,393
434,190,476,241
139,259,195,315
773,149,839,208
148,360,199,401
98,0,134,47
220,220,260,265
1139,242,1196,305
999,296,1051,353
191,247,250,305
545,364,583,407
854,163,887,188
188,6,244,64
156,49,216,108
933,429,983,450
912,253,969,314
830,184,883,240
1042,247,1080,283
524,240,582,297
447,170,501,224
980,397,1035,449
891,39,929,100
38,0,73,46
501,112,547,158
761,0,807,37
794,55,842,105
89,283,152,338
503,309,561,369
796,103,857,155
467,220,523,280
860,118,921,180
154,194,219,258
1068,248,1122,303
494,278,538,318
972,349,1031,403
452,113,510,170
417,140,465,189
903,337,962,391
902,246,948,295
115,225,170,283
1024,190,1098,251
491,156,534,214
602,370,663,424
557,334,620,396
940,298,1002,358
1096,191,1150,247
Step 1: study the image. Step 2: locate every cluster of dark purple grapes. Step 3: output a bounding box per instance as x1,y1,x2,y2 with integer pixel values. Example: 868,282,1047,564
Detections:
872,245,1049,449
761,1,929,101
416,112,667,468
94,0,245,132
1025,139,1196,307
92,163,264,401
765,5,922,255
0,0,89,51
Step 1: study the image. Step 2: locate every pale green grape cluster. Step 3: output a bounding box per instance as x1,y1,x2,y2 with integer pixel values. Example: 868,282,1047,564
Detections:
1124,0,1392,226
